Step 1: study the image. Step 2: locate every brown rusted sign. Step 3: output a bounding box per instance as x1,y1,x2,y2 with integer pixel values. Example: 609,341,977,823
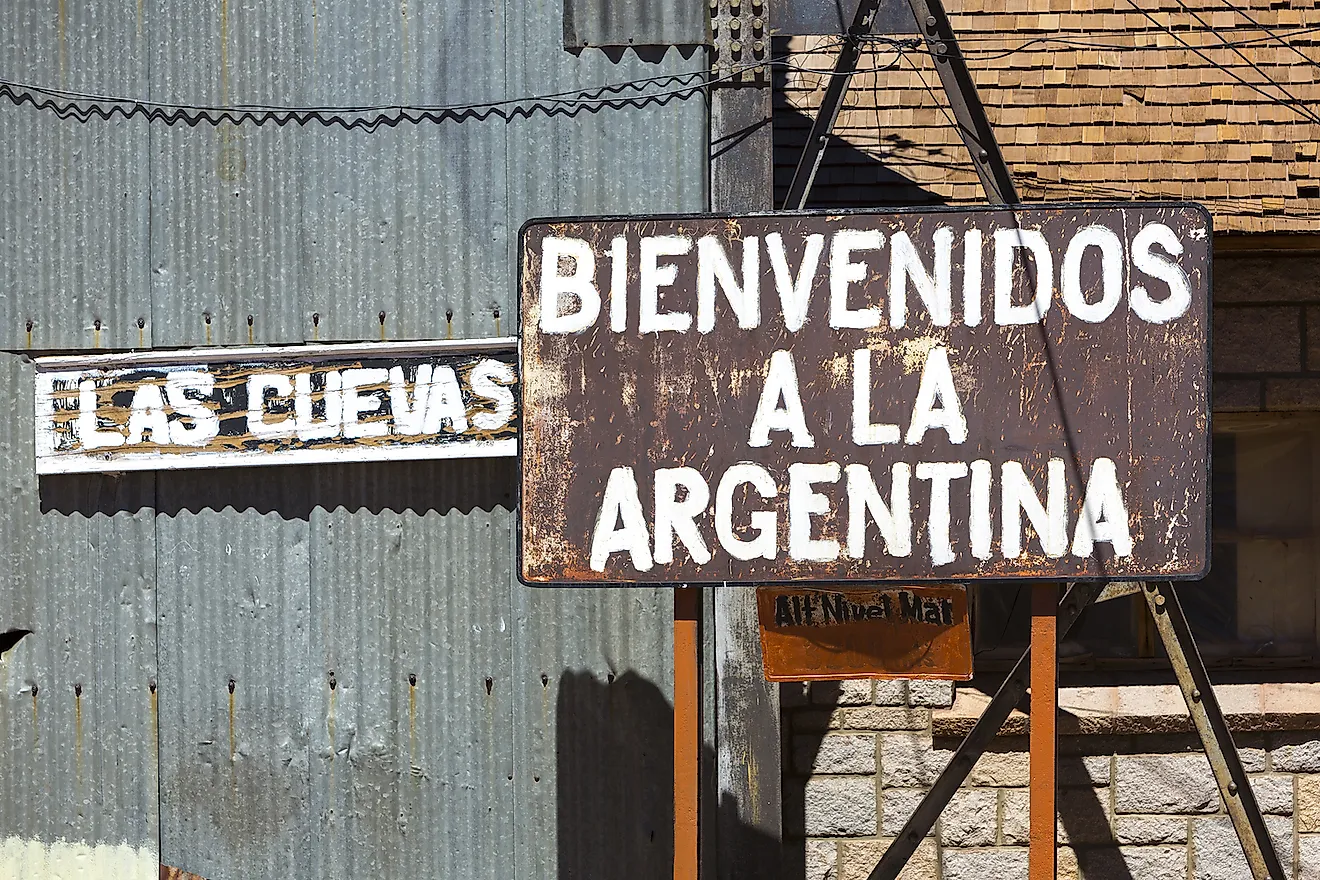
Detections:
519,204,1210,584
35,339,517,473
756,585,971,681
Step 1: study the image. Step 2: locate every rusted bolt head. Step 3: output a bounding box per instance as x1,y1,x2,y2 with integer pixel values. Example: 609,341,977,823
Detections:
378,311,386,324
227,678,236,694
408,673,417,687
74,682,82,697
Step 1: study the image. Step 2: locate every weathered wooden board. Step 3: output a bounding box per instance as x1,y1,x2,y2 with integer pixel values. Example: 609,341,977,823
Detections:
756,585,971,681
35,339,517,473
518,204,1211,584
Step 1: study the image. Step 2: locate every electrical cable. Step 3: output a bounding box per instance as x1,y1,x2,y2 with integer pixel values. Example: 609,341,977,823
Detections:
0,42,944,129
1213,0,1320,71
1121,0,1320,128
1164,0,1320,126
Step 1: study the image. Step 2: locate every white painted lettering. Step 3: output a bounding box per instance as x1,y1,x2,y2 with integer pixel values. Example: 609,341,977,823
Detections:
164,370,219,447
1071,457,1134,557
654,467,712,565
845,462,912,558
1061,224,1123,323
748,350,815,448
295,370,344,441
638,234,693,333
1002,458,1068,557
715,463,779,561
963,228,984,326
889,226,953,328
539,236,600,334
421,366,469,434
341,367,390,439
916,461,968,566
590,466,654,572
470,358,517,431
125,383,171,445
829,229,884,329
852,348,900,446
788,461,841,562
766,232,824,332
387,365,430,436
246,373,295,439
76,379,125,450
697,235,760,332
993,228,1053,325
1129,222,1191,323
609,236,628,332
904,346,967,445
969,459,992,559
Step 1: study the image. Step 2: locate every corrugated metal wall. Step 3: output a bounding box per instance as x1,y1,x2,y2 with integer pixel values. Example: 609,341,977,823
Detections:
0,0,706,876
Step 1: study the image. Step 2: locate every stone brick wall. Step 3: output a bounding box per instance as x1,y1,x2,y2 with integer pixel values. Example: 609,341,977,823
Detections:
1213,253,1320,412
783,678,1320,879
780,250,1320,879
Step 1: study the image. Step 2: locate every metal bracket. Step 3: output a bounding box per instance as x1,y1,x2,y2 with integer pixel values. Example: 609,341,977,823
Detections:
866,581,1106,880
710,0,771,87
1143,582,1287,880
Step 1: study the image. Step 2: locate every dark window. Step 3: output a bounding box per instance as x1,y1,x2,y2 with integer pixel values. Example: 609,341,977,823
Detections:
973,414,1320,670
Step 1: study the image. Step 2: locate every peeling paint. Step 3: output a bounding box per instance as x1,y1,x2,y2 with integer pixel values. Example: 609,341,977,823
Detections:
0,837,156,880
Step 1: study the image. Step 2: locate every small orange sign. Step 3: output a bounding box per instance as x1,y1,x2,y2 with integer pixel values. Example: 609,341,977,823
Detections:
756,585,972,682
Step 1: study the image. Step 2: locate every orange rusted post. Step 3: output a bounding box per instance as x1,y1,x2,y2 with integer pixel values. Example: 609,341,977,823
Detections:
674,587,701,880
1030,584,1058,880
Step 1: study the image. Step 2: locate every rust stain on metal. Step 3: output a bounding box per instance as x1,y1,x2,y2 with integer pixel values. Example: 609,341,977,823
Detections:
161,865,208,880
757,585,971,681
519,204,1211,584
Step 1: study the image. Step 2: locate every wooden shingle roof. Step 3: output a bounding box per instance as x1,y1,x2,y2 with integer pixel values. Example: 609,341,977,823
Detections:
774,0,1320,231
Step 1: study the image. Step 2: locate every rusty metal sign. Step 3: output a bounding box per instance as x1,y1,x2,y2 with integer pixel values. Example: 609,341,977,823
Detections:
756,585,971,680
35,339,517,473
518,204,1210,585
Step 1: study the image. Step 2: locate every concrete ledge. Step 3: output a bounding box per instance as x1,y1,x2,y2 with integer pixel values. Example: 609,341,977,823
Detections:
932,683,1320,738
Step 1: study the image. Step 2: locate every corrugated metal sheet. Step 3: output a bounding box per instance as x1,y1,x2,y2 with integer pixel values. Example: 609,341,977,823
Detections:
305,460,515,880
301,0,511,344
0,1,151,350
563,0,708,48
155,468,313,878
148,0,310,347
0,0,707,875
0,353,159,872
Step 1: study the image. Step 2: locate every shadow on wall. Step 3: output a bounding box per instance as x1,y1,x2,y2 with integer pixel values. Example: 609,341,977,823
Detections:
37,457,516,518
556,669,811,880
773,105,958,210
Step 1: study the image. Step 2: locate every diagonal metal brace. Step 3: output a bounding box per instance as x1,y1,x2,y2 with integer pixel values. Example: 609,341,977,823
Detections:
1142,582,1286,880
902,0,1017,205
867,581,1106,880
782,0,884,210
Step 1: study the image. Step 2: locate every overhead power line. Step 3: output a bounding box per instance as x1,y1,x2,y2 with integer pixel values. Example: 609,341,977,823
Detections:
1214,0,1320,71
1120,0,1320,128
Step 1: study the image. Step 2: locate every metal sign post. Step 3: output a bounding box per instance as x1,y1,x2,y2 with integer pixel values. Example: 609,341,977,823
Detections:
1030,584,1059,880
674,587,701,880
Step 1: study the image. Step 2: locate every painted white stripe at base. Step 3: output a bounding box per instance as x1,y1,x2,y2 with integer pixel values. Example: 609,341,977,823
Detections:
36,437,518,475
0,837,157,880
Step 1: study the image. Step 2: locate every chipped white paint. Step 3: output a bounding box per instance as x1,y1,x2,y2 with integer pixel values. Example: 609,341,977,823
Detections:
34,338,517,474
0,837,156,880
